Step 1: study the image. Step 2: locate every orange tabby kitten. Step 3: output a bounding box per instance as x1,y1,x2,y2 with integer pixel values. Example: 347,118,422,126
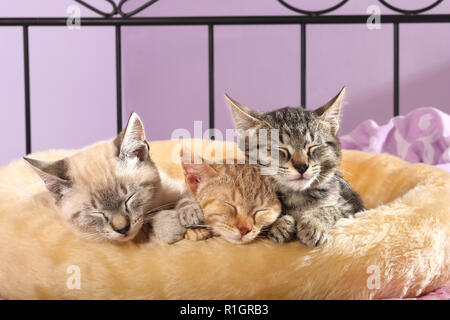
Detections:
178,148,282,244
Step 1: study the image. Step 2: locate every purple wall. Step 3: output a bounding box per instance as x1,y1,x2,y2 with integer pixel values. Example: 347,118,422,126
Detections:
0,27,25,163
122,26,209,140
214,25,301,133
1,0,450,165
29,27,117,151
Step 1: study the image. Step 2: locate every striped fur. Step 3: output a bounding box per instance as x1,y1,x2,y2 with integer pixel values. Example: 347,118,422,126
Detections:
180,151,282,245
226,88,365,247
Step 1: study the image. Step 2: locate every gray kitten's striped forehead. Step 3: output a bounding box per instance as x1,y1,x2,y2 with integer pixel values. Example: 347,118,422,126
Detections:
261,107,326,147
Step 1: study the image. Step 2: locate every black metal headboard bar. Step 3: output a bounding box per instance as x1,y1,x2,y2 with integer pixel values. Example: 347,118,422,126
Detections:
394,23,399,117
115,25,123,135
2,12,450,154
208,25,215,131
2,14,450,25
22,26,31,155
301,23,306,108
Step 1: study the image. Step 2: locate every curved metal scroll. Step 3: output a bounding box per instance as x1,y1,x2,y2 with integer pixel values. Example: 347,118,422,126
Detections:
378,0,443,15
73,0,160,18
118,0,160,17
73,0,445,18
74,0,118,18
277,0,348,16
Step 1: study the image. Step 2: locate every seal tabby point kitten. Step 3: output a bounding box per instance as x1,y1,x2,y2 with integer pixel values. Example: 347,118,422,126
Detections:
225,87,365,247
24,113,187,243
177,148,282,244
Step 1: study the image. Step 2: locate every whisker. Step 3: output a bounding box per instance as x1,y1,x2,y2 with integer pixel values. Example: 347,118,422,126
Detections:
188,224,211,229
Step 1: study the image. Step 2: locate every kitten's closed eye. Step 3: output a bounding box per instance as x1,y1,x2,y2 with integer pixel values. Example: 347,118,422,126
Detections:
279,148,291,162
253,209,274,223
222,201,237,214
326,141,337,148
253,208,279,225
307,144,321,155
254,208,271,217
208,202,236,219
90,211,107,220
124,193,135,213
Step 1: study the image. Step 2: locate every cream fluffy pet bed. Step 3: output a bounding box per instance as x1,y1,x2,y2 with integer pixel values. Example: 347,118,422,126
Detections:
0,141,449,299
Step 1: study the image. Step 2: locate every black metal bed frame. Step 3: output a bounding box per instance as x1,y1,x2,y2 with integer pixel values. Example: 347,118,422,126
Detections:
1,0,449,155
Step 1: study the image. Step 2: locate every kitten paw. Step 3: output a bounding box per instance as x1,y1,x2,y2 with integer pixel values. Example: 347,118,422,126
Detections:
149,210,186,244
185,228,212,241
178,202,204,228
267,215,296,243
296,215,329,247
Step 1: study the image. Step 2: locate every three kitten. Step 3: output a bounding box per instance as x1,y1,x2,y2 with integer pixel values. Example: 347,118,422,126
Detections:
225,87,365,247
25,87,364,247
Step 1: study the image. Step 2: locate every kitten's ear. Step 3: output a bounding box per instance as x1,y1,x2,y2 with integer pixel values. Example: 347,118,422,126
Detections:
314,87,346,135
180,147,218,194
118,112,149,162
225,94,265,130
23,157,71,199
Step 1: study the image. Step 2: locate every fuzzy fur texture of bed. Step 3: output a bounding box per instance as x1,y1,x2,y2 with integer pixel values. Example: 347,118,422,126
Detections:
0,140,448,299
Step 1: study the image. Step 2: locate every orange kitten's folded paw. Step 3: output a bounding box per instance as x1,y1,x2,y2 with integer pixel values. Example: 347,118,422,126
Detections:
185,228,212,241
296,215,329,247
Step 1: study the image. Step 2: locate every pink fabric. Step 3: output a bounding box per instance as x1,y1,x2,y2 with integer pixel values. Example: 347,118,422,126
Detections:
341,107,450,172
402,286,450,300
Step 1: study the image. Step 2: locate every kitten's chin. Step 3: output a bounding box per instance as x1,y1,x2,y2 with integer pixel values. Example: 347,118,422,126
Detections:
105,226,142,242
106,233,135,242
224,237,254,245
221,232,258,245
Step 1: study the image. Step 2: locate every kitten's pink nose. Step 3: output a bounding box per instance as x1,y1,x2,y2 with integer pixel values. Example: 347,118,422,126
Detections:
239,226,250,236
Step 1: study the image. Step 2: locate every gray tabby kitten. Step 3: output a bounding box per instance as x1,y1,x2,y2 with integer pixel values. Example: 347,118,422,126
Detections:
225,88,365,247
24,113,189,244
